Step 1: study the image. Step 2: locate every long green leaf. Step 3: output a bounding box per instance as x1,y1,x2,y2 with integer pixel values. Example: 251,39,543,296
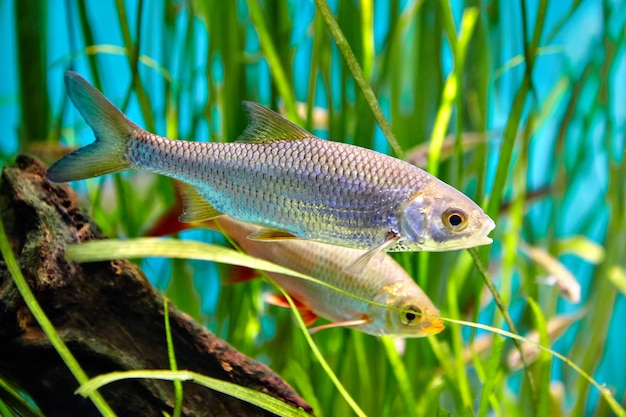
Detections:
76,370,310,416
65,237,626,416
314,0,405,159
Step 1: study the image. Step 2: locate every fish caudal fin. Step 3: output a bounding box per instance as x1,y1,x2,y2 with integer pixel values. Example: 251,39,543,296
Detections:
46,72,138,182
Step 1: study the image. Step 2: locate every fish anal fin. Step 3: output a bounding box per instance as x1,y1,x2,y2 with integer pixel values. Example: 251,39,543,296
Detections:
176,182,223,223
264,293,318,326
344,232,401,275
308,316,372,335
237,101,311,143
247,228,298,241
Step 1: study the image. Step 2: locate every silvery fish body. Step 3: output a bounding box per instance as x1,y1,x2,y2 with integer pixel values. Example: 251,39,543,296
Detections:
47,72,495,255
213,216,443,337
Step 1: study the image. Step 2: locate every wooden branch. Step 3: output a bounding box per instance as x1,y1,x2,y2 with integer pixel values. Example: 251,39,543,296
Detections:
0,155,313,417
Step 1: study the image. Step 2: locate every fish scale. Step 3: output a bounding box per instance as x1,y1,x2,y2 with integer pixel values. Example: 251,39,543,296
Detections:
210,216,444,337
47,71,495,260
129,133,415,245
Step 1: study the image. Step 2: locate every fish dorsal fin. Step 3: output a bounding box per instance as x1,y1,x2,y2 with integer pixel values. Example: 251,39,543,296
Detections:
176,182,223,223
247,227,298,241
236,101,311,143
265,293,318,325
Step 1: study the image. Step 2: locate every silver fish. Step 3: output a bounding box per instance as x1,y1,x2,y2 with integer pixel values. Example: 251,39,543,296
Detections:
211,215,444,337
47,72,495,269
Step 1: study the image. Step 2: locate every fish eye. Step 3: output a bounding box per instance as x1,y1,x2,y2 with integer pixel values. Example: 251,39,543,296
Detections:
442,209,468,232
400,306,422,326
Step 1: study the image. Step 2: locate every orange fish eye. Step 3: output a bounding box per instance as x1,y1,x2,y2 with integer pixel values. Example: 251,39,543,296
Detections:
400,306,422,326
442,209,468,232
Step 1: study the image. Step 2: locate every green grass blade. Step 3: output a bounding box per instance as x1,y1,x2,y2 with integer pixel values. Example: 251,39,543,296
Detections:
113,0,155,132
485,0,548,220
76,370,310,416
246,0,300,122
428,5,478,177
63,236,626,415
15,0,50,143
314,0,405,159
527,297,551,417
163,298,183,417
468,248,534,387
438,317,625,417
477,336,504,417
380,336,418,417
0,376,44,417
269,280,368,417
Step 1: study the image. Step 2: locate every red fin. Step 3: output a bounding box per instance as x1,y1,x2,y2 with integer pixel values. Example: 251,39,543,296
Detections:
145,203,189,237
224,265,258,284
265,293,318,325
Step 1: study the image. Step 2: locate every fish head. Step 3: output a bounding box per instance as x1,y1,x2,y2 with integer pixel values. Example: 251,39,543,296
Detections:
369,282,445,338
398,182,495,251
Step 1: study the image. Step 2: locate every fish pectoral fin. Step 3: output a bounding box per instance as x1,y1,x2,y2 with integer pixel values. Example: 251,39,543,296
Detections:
237,101,311,143
344,232,401,275
264,293,318,326
176,182,223,223
247,227,298,241
308,316,372,335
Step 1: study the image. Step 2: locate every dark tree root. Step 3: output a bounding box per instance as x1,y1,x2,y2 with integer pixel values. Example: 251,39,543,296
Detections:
0,155,313,417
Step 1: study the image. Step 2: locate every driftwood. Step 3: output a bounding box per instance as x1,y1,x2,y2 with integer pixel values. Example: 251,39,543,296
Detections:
0,155,313,417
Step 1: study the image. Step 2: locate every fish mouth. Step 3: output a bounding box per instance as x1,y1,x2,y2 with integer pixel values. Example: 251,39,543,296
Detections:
476,216,496,244
421,318,445,336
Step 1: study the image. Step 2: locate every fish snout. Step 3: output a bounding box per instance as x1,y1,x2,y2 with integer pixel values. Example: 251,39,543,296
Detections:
422,317,445,336
475,211,496,244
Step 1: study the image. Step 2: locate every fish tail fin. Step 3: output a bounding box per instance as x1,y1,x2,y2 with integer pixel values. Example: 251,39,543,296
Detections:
46,71,139,182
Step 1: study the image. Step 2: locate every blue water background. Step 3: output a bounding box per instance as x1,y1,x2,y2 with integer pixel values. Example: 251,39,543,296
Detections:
1,0,625,412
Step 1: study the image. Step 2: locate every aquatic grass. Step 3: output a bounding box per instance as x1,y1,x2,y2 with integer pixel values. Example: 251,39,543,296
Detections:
76,370,310,417
476,335,505,417
268,279,368,417
163,298,183,417
314,0,404,159
166,258,204,323
428,4,478,178
527,297,552,417
64,238,439,322
14,0,50,143
380,336,418,417
64,236,626,415
246,0,300,122
0,376,44,417
4,1,626,415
